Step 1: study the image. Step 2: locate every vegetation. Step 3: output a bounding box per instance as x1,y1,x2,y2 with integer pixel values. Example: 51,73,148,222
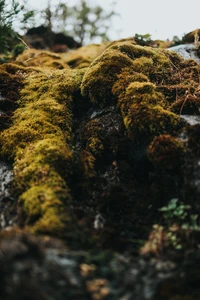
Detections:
0,0,34,54
1,36,200,254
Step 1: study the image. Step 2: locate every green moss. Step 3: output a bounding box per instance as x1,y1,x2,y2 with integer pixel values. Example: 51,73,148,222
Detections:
62,43,109,68
81,47,135,106
0,65,87,238
80,43,185,109
80,42,200,144
14,138,73,191
118,81,166,115
148,134,185,171
16,49,70,69
112,67,148,99
81,119,104,156
123,103,180,140
19,181,71,235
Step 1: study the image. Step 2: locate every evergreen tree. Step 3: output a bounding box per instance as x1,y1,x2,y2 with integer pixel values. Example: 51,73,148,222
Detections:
0,0,34,53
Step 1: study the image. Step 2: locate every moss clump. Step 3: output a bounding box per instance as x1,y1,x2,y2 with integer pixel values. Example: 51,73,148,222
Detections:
118,81,166,114
182,29,200,44
0,63,26,128
170,94,200,115
19,182,71,234
112,67,148,99
62,43,110,69
81,46,135,106
81,42,200,143
124,103,180,139
16,49,70,69
148,134,185,171
0,66,87,237
81,119,104,156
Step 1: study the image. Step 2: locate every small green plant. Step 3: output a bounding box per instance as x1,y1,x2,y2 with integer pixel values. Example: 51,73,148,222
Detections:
159,198,200,250
159,198,191,224
134,33,152,46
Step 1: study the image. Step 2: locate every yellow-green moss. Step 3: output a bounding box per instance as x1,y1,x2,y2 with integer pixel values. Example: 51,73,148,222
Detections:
81,46,135,106
182,28,200,44
0,65,87,237
81,43,184,108
62,43,109,68
118,81,166,115
19,182,71,234
16,49,70,69
123,103,180,139
81,119,104,156
81,41,200,143
112,67,148,99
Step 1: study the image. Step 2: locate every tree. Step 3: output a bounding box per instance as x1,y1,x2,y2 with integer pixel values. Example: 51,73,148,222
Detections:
0,0,34,54
42,0,117,45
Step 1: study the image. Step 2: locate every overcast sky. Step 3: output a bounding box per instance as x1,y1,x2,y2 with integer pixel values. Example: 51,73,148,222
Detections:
25,0,200,41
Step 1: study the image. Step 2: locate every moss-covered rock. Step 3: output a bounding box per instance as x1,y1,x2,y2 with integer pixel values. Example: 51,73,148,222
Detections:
61,42,110,69
0,66,87,238
81,42,200,143
124,103,180,140
16,49,70,69
81,45,135,106
1,37,200,255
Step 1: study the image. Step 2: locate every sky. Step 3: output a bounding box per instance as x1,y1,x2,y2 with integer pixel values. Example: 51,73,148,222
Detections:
24,0,200,41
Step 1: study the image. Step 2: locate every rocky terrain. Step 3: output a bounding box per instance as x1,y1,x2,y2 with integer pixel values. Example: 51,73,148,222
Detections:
1,29,200,299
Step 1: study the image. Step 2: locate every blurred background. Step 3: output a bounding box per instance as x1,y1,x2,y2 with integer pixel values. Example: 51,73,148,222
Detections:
20,0,200,42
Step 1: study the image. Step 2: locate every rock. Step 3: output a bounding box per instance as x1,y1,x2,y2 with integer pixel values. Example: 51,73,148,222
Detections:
24,26,81,52
168,43,200,62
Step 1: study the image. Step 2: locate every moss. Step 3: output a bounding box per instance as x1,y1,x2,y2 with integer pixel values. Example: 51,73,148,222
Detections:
14,138,73,191
81,47,135,106
16,49,70,69
112,67,148,99
62,43,109,69
148,134,185,171
0,63,26,127
0,66,87,238
81,119,104,156
80,43,188,109
0,68,86,156
118,81,166,115
19,182,71,235
182,29,200,44
170,94,200,115
80,42,200,145
123,103,180,140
